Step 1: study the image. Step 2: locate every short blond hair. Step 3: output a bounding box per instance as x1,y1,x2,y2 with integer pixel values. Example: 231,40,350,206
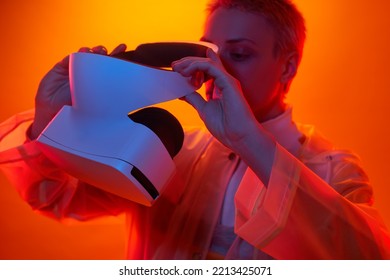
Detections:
207,0,306,65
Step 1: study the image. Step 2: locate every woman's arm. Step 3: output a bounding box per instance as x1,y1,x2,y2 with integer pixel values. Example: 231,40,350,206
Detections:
0,112,136,222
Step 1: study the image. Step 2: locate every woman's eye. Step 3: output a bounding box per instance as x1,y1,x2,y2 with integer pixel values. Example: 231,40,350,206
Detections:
229,52,250,61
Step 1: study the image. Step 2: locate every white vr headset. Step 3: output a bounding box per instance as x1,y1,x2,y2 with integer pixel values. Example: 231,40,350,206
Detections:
36,41,217,206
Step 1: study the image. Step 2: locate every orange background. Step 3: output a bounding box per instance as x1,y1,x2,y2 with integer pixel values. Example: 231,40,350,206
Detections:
0,0,389,259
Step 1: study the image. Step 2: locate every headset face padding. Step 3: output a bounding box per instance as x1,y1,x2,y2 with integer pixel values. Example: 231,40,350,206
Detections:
128,107,184,158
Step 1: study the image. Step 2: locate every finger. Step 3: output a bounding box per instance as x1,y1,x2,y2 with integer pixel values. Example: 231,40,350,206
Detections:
172,56,209,69
78,47,93,53
182,91,207,114
206,48,220,61
92,45,108,55
205,79,214,100
175,59,224,83
110,43,127,56
190,71,204,89
172,58,208,78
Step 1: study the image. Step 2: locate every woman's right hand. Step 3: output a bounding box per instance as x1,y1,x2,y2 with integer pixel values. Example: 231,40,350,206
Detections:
29,44,127,139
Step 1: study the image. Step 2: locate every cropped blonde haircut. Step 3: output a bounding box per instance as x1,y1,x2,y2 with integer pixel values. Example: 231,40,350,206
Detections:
207,0,306,65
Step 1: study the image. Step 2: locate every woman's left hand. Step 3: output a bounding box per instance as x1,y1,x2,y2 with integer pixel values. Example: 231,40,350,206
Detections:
172,49,259,151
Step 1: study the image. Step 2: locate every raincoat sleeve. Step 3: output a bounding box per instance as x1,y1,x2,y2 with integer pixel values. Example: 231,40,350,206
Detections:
0,110,137,221
234,143,390,259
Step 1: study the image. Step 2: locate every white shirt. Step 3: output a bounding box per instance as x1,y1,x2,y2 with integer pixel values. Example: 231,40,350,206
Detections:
210,107,303,257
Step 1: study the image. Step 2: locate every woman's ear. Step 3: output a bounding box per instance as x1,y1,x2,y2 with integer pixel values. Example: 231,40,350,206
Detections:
280,51,299,93
280,51,299,84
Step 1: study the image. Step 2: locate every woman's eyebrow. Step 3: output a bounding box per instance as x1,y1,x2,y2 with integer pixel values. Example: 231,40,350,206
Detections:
200,37,257,45
225,38,257,45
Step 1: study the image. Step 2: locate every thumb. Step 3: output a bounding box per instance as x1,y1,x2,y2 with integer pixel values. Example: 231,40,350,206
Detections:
181,91,206,114
57,55,70,70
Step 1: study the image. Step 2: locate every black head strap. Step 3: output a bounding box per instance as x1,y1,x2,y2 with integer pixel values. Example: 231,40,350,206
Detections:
113,42,211,68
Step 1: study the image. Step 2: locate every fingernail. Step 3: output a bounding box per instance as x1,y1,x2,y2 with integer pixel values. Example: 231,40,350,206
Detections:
191,71,204,88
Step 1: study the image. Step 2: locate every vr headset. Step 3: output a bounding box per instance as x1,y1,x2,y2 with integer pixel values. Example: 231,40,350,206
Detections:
36,41,217,206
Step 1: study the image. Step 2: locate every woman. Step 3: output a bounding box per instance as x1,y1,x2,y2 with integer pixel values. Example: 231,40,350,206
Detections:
1,0,389,259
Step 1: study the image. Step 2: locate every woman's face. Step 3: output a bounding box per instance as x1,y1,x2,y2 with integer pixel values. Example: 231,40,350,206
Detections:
202,7,288,122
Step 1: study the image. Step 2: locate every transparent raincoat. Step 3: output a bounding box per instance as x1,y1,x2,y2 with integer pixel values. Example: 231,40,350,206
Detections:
1,109,389,259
